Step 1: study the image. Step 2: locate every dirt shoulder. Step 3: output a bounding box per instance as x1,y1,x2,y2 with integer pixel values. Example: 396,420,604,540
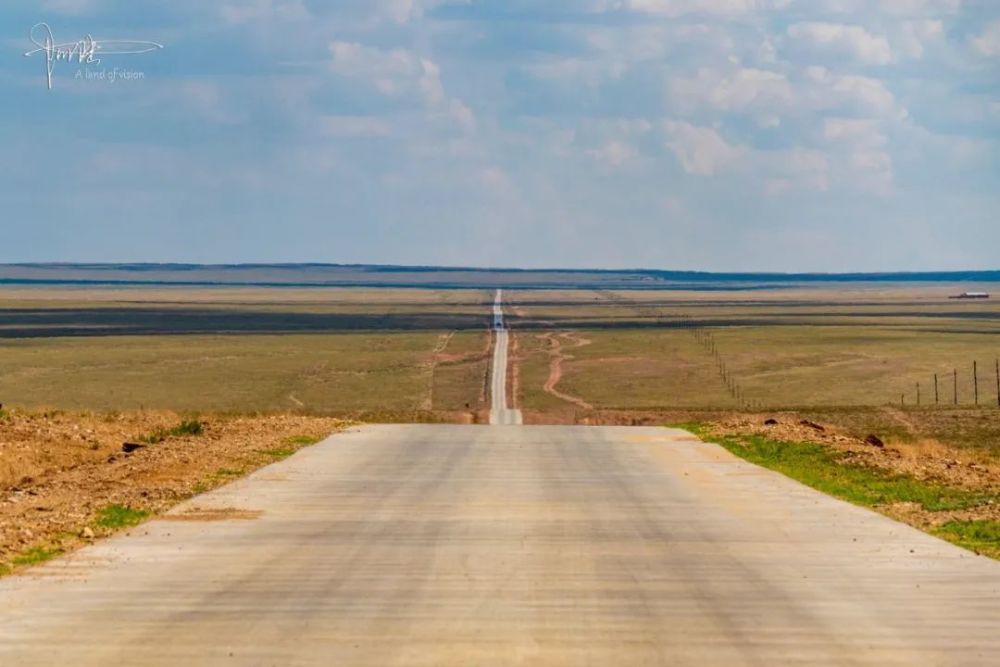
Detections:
0,409,348,574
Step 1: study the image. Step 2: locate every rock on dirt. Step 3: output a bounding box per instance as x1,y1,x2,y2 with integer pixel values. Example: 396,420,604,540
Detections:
864,434,885,448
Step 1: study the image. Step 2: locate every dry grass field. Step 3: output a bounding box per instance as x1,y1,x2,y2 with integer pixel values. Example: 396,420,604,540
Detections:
507,286,1000,412
3,283,997,426
0,287,492,418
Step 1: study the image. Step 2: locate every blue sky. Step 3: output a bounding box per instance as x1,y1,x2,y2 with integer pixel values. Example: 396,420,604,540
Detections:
2,0,998,271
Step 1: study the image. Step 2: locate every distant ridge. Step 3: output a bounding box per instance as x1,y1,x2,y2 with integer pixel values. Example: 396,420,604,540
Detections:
1,263,998,290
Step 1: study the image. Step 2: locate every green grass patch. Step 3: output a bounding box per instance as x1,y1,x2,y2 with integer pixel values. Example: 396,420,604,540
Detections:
136,419,205,444
934,520,1000,558
13,546,63,567
285,435,321,446
675,423,991,512
261,447,297,459
171,419,204,436
96,504,150,530
258,435,322,460
214,468,243,478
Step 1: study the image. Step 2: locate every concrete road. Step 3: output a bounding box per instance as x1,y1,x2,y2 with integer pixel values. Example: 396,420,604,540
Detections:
489,289,522,425
1,424,998,665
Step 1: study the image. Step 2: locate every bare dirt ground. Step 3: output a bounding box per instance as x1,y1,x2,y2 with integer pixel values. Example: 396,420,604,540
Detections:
539,331,594,410
0,409,347,572
702,413,999,490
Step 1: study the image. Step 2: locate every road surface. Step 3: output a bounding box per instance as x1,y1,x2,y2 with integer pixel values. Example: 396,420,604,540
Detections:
489,289,523,425
1,424,998,665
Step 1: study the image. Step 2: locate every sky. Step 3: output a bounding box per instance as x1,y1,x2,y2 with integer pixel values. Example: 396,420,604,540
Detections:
1,0,998,271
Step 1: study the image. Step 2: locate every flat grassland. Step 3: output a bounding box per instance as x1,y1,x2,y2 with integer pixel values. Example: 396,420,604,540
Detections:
0,287,492,418
508,286,1000,411
508,286,1000,461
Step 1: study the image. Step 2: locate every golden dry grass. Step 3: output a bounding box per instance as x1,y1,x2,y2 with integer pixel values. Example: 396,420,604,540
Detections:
507,287,1000,413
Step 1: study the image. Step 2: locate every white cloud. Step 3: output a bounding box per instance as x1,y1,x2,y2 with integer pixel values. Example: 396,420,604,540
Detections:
375,0,453,24
758,114,781,128
329,42,442,104
877,0,960,14
447,100,477,132
479,167,515,197
416,57,446,105
897,19,944,59
823,118,893,194
319,115,392,137
788,22,893,65
823,117,884,144
378,0,417,23
805,67,900,116
795,0,960,16
525,57,621,87
221,0,309,24
757,38,778,64
572,118,652,167
40,0,98,14
327,41,476,137
971,21,1000,57
584,25,672,63
764,149,831,194
588,141,639,167
670,65,901,121
671,67,794,114
618,0,791,17
663,120,744,175
166,80,245,125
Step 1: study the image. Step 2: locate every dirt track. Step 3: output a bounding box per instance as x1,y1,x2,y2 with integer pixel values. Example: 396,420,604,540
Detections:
539,331,593,410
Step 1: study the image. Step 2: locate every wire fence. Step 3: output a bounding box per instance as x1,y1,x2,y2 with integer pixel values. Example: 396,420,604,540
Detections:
902,360,1000,408
594,291,997,412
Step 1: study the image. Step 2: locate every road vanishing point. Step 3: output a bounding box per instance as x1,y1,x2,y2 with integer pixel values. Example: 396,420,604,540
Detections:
1,291,998,665
489,289,523,426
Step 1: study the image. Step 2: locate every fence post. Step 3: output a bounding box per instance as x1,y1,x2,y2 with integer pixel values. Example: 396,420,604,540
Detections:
996,359,1000,408
934,373,939,405
954,369,958,405
917,383,921,407
974,361,979,406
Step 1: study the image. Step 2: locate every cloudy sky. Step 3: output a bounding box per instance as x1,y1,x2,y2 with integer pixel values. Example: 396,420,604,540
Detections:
2,0,998,271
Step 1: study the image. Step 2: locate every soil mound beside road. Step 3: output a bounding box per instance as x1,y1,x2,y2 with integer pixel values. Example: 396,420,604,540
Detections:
0,409,347,573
